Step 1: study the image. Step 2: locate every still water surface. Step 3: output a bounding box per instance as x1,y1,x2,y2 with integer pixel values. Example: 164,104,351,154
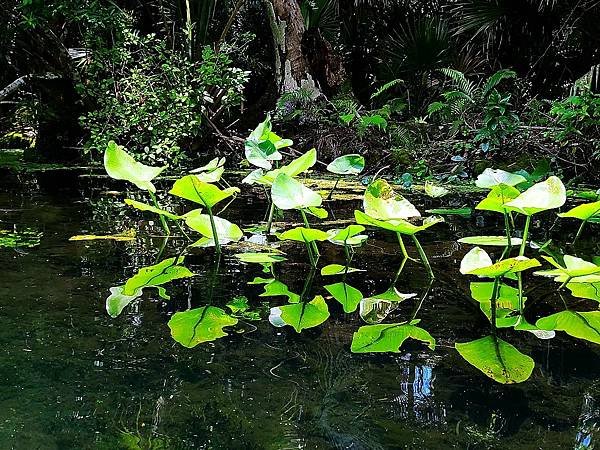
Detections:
0,174,599,449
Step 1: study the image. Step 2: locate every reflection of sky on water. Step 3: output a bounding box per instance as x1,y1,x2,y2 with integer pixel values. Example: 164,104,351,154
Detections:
575,392,599,449
389,353,446,426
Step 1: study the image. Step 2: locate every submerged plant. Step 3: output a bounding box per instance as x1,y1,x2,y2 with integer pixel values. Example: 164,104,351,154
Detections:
354,179,442,278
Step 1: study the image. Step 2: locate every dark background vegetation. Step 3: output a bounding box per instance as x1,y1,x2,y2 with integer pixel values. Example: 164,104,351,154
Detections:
1,0,599,181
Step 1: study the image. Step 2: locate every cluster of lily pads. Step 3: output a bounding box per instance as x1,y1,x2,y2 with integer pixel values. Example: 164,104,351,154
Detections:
75,116,600,385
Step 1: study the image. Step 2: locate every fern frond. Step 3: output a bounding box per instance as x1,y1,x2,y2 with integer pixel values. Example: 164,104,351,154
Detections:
482,69,516,98
440,68,476,97
370,78,404,100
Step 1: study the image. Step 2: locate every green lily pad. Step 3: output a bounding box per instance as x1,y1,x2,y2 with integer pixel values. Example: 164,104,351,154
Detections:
567,282,600,302
355,210,444,235
271,173,322,210
104,141,166,193
170,175,239,208
321,264,365,276
106,285,144,318
122,257,194,297
184,210,243,245
536,311,600,344
455,335,534,383
363,179,421,220
534,255,600,282
124,199,181,220
327,225,368,246
475,168,527,188
324,282,363,313
558,200,600,221
458,235,522,246
351,320,435,353
169,306,238,348
278,226,329,243
475,184,521,213
269,295,330,332
506,176,566,216
326,154,365,175
234,252,287,264
460,246,540,277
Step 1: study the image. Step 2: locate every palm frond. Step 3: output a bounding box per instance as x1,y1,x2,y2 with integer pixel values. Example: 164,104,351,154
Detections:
482,68,516,97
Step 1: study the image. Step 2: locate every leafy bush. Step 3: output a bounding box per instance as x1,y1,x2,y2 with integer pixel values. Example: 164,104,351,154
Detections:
550,89,600,143
78,22,249,165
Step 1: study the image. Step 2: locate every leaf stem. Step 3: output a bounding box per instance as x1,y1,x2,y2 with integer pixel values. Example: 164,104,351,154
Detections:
573,220,586,246
519,215,532,256
266,201,275,234
490,276,501,335
207,206,221,254
411,234,434,279
148,191,170,236
326,176,341,200
300,209,320,257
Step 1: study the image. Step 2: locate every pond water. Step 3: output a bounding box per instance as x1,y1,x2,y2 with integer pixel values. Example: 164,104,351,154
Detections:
1,172,599,449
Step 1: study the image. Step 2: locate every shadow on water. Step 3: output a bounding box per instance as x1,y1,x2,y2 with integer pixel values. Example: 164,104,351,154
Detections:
1,174,600,449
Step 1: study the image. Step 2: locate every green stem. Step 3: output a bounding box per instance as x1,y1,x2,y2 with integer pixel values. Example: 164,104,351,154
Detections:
266,201,275,234
148,191,170,236
411,234,434,279
326,177,341,200
503,211,513,250
391,257,408,286
304,238,317,267
207,206,221,254
300,209,320,257
490,277,501,335
573,220,587,246
396,232,411,260
519,215,532,257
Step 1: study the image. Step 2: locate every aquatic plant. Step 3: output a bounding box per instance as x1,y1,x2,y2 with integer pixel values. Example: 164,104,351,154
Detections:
354,178,442,278
326,153,365,199
558,200,600,245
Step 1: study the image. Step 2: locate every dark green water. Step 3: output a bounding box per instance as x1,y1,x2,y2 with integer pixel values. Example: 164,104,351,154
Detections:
1,174,600,449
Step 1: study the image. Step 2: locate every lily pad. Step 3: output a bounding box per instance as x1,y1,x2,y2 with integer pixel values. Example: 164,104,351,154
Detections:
558,200,600,221
234,253,286,264
475,184,521,213
184,211,244,246
455,335,534,383
122,257,194,297
327,225,368,246
69,230,136,242
321,264,365,276
269,295,330,332
104,141,166,193
106,285,143,318
534,255,600,282
124,199,181,220
271,173,322,210
351,320,435,353
324,282,363,313
363,179,420,220
475,168,527,189
170,175,239,208
458,236,522,246
460,246,540,277
169,306,238,348
536,311,600,344
505,176,566,216
326,154,365,175
278,227,329,243
355,210,444,235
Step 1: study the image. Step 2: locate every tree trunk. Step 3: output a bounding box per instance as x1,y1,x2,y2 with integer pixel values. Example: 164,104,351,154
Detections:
264,0,320,97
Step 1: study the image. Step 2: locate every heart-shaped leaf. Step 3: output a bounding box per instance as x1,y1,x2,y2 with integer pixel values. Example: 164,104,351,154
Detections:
269,295,330,332
324,282,363,313
326,154,365,175
351,321,435,353
169,306,238,348
104,141,166,192
271,173,322,210
363,179,420,220
475,168,527,189
506,176,566,216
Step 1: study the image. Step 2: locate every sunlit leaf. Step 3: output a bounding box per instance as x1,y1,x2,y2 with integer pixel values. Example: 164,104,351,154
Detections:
69,229,136,242
458,235,522,246
321,264,365,276
234,252,286,264
327,225,368,246
424,181,449,198
305,206,328,219
536,311,600,344
355,210,443,235
363,179,420,220
269,295,330,332
184,210,243,245
534,255,600,282
455,335,534,383
271,173,322,210
104,141,166,193
124,199,181,220
170,175,239,208
106,285,143,318
505,176,566,216
326,154,365,175
470,282,521,328
460,246,540,277
426,208,472,217
278,226,329,243
567,282,600,302
359,298,399,324
258,279,300,303
475,168,527,189
558,201,600,221
169,306,238,348
475,184,521,213
122,257,194,296
324,282,363,313
351,320,435,353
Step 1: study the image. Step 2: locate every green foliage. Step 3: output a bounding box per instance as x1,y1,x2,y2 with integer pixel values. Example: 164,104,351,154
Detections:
79,24,249,164
550,89,600,143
